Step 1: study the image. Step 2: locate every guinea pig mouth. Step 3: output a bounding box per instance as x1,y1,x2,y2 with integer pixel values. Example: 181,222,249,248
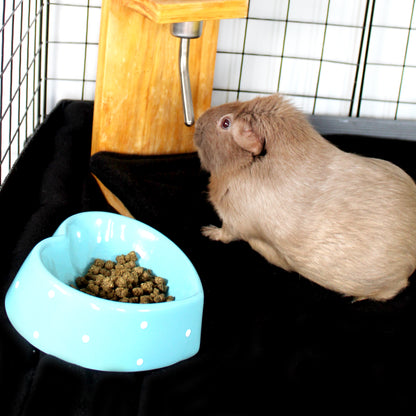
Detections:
193,133,202,147
193,128,204,147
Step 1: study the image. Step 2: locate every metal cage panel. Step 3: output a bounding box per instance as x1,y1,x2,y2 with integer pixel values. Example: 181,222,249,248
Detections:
1,0,416,185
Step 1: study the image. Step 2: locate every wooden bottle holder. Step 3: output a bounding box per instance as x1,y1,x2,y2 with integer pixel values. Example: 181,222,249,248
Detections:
91,0,248,216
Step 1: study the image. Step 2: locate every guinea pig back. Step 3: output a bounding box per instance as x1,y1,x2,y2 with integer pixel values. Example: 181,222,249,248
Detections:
194,93,416,301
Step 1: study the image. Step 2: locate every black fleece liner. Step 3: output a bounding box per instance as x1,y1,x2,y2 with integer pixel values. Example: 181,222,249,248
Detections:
2,100,416,415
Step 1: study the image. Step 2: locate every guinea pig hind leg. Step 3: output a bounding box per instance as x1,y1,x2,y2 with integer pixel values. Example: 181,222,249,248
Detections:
201,224,237,243
351,278,409,302
248,238,293,272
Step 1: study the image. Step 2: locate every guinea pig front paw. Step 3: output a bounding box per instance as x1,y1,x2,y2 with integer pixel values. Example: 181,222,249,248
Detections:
201,225,235,243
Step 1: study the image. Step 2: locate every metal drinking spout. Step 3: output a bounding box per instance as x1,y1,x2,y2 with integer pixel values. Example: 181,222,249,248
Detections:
170,21,203,126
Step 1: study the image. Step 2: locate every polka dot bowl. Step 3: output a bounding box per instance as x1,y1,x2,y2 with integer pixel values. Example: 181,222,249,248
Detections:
5,211,204,372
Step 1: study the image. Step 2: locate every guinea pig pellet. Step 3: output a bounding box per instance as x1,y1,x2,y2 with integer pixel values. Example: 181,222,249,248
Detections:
73,251,175,303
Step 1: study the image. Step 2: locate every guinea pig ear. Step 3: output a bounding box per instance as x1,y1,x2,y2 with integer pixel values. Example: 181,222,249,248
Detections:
232,118,265,156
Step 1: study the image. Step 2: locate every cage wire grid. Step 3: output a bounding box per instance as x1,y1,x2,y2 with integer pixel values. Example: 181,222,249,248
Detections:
1,0,416,185
1,0,47,184
213,0,416,116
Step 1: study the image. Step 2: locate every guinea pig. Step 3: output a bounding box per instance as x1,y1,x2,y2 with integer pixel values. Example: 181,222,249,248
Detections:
194,93,416,301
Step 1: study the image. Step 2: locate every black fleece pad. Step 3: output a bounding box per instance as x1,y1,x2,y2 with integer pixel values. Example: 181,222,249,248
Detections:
2,100,416,415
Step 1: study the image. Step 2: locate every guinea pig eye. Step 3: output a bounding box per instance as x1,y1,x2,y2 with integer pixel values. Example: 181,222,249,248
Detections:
220,116,232,130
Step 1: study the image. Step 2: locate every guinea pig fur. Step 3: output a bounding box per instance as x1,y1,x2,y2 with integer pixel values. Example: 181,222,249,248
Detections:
194,93,416,301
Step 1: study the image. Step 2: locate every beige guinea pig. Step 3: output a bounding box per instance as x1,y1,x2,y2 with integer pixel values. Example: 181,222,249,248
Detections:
194,94,416,301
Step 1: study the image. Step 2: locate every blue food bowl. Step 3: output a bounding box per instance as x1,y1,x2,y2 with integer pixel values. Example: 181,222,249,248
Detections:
5,211,204,372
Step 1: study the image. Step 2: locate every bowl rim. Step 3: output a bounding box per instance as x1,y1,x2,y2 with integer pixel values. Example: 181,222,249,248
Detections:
32,211,204,311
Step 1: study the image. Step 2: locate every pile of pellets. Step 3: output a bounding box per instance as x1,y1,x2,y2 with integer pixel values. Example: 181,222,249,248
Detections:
74,251,175,304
